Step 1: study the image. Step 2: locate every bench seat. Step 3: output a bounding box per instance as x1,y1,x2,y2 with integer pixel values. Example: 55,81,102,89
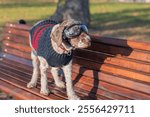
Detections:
0,23,150,100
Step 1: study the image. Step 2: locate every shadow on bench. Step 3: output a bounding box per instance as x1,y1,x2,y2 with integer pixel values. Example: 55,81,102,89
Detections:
0,23,150,100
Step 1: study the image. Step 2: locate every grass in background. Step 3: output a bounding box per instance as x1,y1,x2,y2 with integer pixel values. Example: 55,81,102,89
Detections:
0,0,150,41
0,2,56,25
90,2,150,41
0,0,56,41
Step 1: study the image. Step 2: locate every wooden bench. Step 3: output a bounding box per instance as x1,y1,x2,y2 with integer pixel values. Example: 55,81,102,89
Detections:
0,23,150,100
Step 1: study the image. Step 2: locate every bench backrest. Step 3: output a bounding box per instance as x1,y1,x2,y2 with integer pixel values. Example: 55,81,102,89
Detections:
1,23,150,99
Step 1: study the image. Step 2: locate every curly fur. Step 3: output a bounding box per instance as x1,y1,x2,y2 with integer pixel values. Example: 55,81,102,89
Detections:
27,19,91,100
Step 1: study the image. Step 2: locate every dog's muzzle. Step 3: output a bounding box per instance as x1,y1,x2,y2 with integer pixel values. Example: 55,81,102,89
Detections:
78,35,91,48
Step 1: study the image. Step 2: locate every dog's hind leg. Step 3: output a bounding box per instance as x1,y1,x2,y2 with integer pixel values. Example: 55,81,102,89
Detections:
38,56,50,96
51,67,65,88
62,60,80,100
27,52,39,88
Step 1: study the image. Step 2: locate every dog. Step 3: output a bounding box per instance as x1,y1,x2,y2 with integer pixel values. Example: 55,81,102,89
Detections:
27,19,91,100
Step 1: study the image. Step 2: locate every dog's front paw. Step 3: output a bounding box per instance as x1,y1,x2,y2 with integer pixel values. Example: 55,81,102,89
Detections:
68,95,80,100
40,89,50,96
27,82,37,88
55,81,65,88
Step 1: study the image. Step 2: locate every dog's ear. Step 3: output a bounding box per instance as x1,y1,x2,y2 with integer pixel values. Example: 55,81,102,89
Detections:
51,20,71,47
51,24,63,47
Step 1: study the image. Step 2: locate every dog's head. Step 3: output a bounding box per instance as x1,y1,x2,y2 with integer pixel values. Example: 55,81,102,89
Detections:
51,19,91,51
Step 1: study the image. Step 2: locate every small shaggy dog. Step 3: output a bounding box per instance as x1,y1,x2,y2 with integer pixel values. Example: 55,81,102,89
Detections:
27,19,91,100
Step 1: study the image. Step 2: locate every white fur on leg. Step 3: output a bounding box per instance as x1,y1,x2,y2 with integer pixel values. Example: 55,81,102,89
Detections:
62,60,80,100
51,67,65,88
27,52,39,88
38,56,50,96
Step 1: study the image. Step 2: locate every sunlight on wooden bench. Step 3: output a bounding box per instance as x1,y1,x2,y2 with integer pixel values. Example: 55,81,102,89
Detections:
0,23,150,100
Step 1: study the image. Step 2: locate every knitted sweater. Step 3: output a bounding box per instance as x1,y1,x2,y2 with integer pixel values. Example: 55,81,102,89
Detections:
29,19,73,67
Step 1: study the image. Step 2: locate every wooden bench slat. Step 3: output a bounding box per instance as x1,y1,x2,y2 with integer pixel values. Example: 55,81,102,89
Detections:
1,57,148,99
89,42,150,63
0,52,32,67
1,23,150,100
0,65,67,100
0,59,115,100
0,54,149,99
0,61,80,100
0,56,134,99
0,59,130,100
2,47,150,84
91,35,150,51
0,62,89,100
0,59,104,100
6,23,150,51
2,46,31,60
6,23,31,31
0,65,52,100
72,73,131,100
3,40,31,53
98,81,150,100
3,40,150,74
5,27,29,38
72,64,150,94
3,33,150,63
3,34,29,45
74,57,150,84
0,80,45,100
2,39,150,74
4,27,150,63
0,69,65,100
74,49,150,73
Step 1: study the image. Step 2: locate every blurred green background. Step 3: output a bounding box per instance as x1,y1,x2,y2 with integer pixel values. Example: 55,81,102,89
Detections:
0,0,150,41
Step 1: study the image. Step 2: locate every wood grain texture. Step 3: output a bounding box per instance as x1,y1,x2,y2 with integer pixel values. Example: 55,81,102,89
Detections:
0,23,150,100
